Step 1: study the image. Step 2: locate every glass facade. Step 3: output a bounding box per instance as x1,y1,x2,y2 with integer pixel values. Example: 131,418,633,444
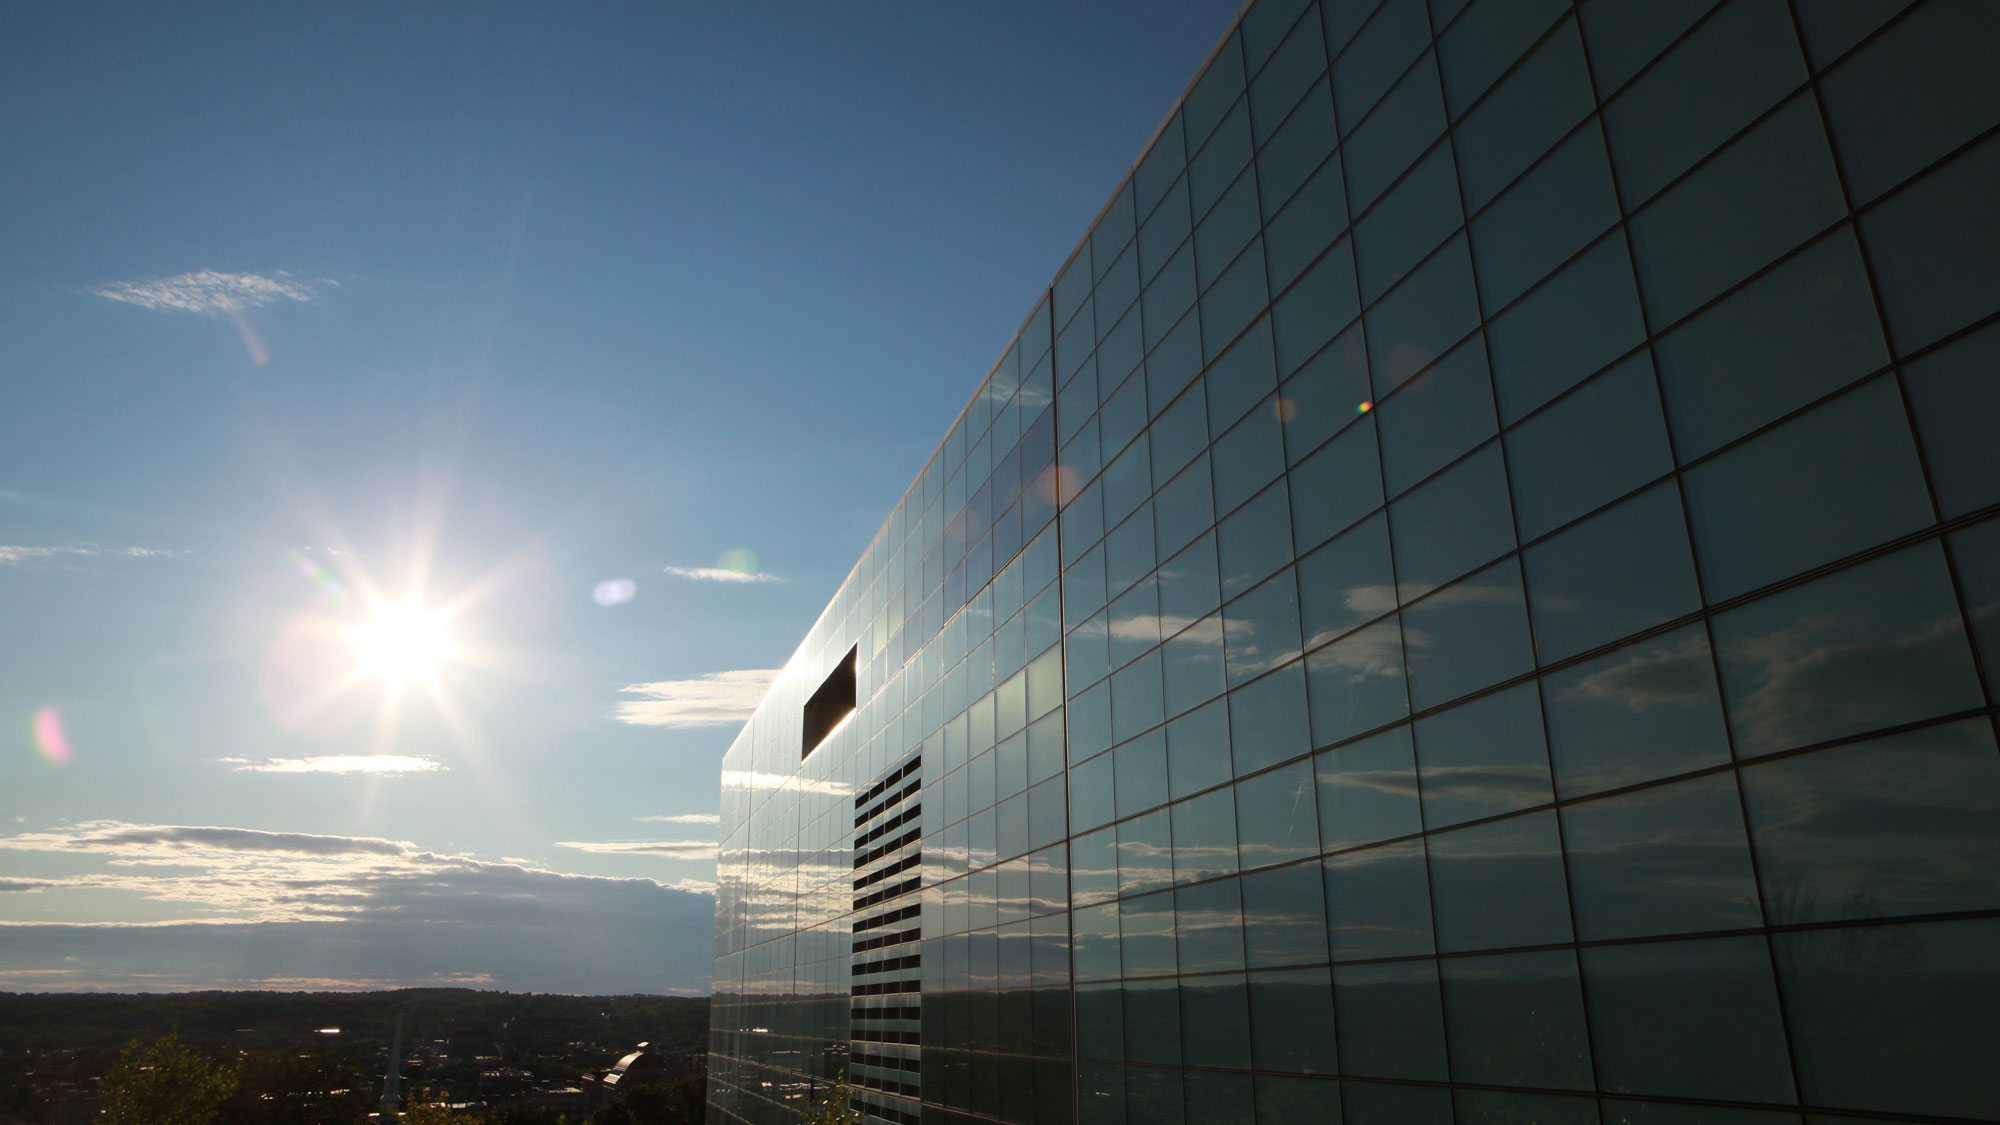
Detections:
707,1,2000,1122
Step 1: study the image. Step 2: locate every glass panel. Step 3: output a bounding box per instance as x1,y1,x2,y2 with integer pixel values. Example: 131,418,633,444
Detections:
1179,973,1251,1069
1189,101,1253,221
1904,319,2000,518
1258,77,1337,220
1228,659,1312,775
1389,442,1515,601
1248,4,1325,146
1073,901,1123,980
1603,0,1807,207
1241,859,1329,968
1795,0,1916,69
1133,112,1186,227
1235,759,1321,869
1070,751,1116,832
1488,234,1647,424
1402,558,1536,712
1073,825,1120,906
1299,512,1396,649
1563,772,1763,940
1774,917,2000,1119
1139,176,1193,286
1158,532,1221,628
1356,143,1464,305
1366,234,1481,395
1326,838,1435,959
1161,612,1226,720
1224,567,1302,688
1330,0,1431,131
1454,17,1595,212
1627,93,1847,330
1307,616,1411,746
1249,967,1338,1074
1340,53,1448,212
1683,376,1932,602
1217,478,1293,597
1208,318,1279,437
1184,30,1245,149
1582,935,1798,1103
1107,575,1160,674
1525,481,1702,663
1951,517,2000,698
1287,410,1383,551
1143,247,1199,355
1376,334,1497,498
1581,0,1728,96
1174,877,1245,974
1655,227,1889,460
1271,236,1360,377
1256,1074,1343,1125
1415,680,1554,828
1427,810,1573,951
1109,650,1164,744
1441,948,1594,1089
1456,1090,1601,1125
1264,146,1349,293
1211,390,1285,515
1278,323,1369,459
1819,0,2000,204
1543,625,1732,798
1170,787,1239,884
1438,0,1572,116
1860,130,2000,355
1344,1083,1454,1125
1166,696,1230,800
1505,352,1673,541
1334,959,1450,1080
1200,241,1271,366
1116,809,1173,899
1187,1071,1255,1125
1316,724,1423,850
1711,541,1982,757
1195,169,1262,293
1123,975,1181,1063
1112,728,1168,820
1153,454,1215,561
1471,125,1622,313
1741,719,2000,924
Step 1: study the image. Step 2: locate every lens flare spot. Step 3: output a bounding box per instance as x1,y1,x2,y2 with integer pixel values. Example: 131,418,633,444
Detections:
1357,400,1373,414
594,578,637,607
1274,397,1299,423
31,707,71,766
716,548,760,576
285,548,348,601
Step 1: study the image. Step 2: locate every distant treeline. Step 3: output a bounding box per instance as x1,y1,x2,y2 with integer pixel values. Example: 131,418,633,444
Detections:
0,989,709,1060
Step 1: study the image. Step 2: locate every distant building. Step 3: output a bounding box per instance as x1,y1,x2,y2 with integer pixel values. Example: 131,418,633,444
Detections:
709,0,2000,1123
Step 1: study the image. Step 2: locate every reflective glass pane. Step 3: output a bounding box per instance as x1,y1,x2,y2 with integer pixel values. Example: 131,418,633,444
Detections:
1288,411,1383,551
1505,352,1673,540
1228,659,1311,775
1524,481,1702,663
1951,517,2000,698
1861,130,2000,354
1249,967,1338,1075
1454,17,1594,211
1224,567,1302,687
1299,512,1396,649
1158,532,1221,627
1441,948,1593,1089
1235,759,1320,869
1355,143,1464,305
1366,234,1481,395
1903,319,2000,518
1563,772,1763,940
1179,973,1251,1069
1116,809,1173,899
1211,390,1285,514
1334,959,1449,1079
1740,719,2000,924
1241,859,1329,968
1427,810,1573,951
1272,236,1360,376
1195,169,1263,293
1655,227,1888,460
1580,0,1719,95
1256,1074,1343,1124
1376,333,1498,498
1190,100,1254,221
1258,77,1337,220
1166,696,1230,800
1170,788,1239,884
1683,376,1932,602
1711,541,1982,756
1316,724,1423,850
1201,241,1271,365
1488,235,1647,424
1331,0,1430,130
1307,615,1410,746
1582,935,1797,1104
1402,558,1536,711
1390,442,1515,601
1818,0,2000,204
1184,30,1245,148
1264,148,1349,293
1627,93,1846,330
1415,680,1554,828
1161,613,1226,720
1153,455,1215,561
1217,479,1293,597
1187,1071,1255,1125
1248,4,1325,146
1344,1083,1453,1125
1471,124,1622,313
1455,1090,1601,1125
1341,53,1448,212
1775,917,2000,1120
1325,838,1436,960
1603,0,1807,207
1542,625,1732,797
1279,323,1369,460
1109,649,1163,745
1123,975,1180,1062
1174,877,1245,974
1112,729,1168,820
1438,0,1571,117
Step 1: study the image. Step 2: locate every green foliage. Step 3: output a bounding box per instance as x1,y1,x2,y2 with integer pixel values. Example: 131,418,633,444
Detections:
799,1070,861,1125
101,1032,238,1125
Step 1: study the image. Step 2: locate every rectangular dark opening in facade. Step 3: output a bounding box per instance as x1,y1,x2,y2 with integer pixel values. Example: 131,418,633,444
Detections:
802,645,857,759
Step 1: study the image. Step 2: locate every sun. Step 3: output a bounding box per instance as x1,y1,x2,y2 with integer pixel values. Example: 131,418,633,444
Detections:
349,598,460,688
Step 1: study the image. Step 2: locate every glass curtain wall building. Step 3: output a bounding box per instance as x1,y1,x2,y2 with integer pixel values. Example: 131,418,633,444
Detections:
707,0,2000,1122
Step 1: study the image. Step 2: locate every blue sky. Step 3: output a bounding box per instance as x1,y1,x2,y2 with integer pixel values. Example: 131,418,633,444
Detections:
0,0,1234,991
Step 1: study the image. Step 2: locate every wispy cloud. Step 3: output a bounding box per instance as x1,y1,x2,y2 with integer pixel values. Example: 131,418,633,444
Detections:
636,813,720,825
615,668,778,728
219,755,447,776
91,270,334,315
0,544,181,565
553,840,719,860
662,566,778,584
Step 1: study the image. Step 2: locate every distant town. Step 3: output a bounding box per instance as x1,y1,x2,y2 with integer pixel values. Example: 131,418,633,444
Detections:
0,989,708,1124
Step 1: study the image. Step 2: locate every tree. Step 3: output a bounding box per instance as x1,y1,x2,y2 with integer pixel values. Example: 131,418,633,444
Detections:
800,1070,860,1125
101,1032,238,1125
